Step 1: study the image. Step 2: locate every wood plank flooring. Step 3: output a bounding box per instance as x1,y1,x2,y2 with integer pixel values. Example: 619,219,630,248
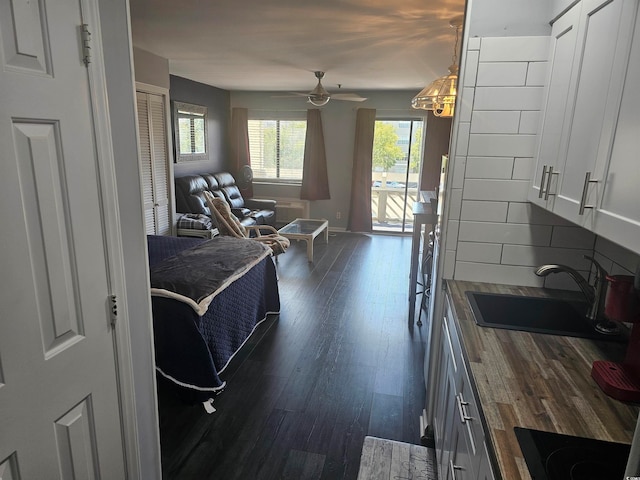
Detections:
157,232,428,479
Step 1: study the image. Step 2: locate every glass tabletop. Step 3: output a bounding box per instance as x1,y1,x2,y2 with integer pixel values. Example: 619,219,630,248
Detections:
278,219,327,235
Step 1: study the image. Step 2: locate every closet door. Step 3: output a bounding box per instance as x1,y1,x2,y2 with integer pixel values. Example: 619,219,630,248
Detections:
136,90,172,235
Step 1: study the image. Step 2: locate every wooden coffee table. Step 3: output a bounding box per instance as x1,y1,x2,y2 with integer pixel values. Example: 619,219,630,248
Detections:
278,218,329,262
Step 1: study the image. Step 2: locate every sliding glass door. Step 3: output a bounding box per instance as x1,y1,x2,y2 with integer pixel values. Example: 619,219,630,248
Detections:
371,118,423,233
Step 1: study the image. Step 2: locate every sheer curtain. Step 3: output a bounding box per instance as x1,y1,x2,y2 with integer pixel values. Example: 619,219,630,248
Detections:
230,107,253,197
301,109,330,200
347,108,376,232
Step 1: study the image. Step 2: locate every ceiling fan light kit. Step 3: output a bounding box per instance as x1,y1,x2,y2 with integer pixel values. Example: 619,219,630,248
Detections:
412,15,463,117
274,71,367,106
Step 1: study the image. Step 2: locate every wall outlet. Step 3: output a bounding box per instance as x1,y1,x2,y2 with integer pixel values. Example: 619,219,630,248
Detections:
336,211,341,219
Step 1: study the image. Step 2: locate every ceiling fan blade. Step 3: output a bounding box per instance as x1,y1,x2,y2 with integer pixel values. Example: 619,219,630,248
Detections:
271,92,309,98
331,93,368,102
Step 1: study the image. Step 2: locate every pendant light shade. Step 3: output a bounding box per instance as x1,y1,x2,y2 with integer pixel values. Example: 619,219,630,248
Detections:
412,16,463,117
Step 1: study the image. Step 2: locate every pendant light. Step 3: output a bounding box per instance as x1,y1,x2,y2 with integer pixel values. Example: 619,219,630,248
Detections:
411,16,463,117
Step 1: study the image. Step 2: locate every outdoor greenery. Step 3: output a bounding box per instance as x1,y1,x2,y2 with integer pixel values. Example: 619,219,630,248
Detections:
248,119,305,180
373,120,423,173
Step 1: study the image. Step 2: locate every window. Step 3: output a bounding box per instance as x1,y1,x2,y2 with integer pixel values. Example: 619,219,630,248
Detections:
174,101,208,162
248,113,306,182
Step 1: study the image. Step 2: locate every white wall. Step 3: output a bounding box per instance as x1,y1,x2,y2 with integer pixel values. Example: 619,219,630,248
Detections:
133,47,170,89
98,1,162,478
231,90,425,229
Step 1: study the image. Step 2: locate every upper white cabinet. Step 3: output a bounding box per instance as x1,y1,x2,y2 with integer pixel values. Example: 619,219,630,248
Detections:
596,10,640,253
530,0,640,252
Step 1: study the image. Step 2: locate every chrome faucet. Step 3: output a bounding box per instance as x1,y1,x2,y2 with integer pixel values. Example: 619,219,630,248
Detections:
535,255,616,333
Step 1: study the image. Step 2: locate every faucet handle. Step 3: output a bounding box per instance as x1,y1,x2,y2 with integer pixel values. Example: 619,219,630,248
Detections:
583,255,608,284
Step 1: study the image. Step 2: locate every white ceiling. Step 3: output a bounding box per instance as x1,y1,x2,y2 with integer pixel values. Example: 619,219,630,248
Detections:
129,0,466,94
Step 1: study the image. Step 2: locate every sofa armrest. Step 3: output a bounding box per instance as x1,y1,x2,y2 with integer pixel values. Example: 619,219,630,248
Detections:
245,198,277,210
231,207,252,218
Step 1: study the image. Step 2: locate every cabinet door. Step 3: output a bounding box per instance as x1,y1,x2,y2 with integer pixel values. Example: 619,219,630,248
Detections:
529,2,581,207
553,0,638,227
137,90,172,236
596,7,640,253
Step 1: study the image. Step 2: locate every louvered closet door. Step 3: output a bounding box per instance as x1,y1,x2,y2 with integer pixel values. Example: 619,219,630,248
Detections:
136,91,171,235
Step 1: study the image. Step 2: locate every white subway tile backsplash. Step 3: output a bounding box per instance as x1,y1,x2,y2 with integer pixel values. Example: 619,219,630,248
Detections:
550,226,596,249
464,50,480,87
474,86,544,111
446,220,460,251
465,156,514,179
459,87,475,123
477,62,528,86
448,188,463,220
463,179,530,202
455,261,543,286
507,203,574,225
526,61,548,86
457,242,503,263
479,37,550,62
468,37,481,51
461,200,509,222
443,249,456,279
594,236,640,272
468,134,537,157
459,221,552,246
501,244,593,268
512,158,533,180
519,111,540,134
451,157,466,189
455,122,471,156
470,111,520,134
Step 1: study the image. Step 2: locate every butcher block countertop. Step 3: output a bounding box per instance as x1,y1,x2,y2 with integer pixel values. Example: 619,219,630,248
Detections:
446,280,640,480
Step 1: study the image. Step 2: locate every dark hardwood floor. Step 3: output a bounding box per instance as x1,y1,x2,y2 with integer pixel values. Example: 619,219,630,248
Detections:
158,232,428,479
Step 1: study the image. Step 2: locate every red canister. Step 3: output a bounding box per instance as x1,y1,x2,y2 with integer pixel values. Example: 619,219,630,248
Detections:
604,275,640,323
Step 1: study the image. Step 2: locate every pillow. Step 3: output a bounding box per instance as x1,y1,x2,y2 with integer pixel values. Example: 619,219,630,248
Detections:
177,213,212,230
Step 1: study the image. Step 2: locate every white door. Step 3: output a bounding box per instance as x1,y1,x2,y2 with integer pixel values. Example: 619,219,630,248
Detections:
137,90,172,235
0,0,127,478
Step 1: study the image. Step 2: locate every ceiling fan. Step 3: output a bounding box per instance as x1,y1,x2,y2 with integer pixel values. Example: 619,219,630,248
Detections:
275,71,367,106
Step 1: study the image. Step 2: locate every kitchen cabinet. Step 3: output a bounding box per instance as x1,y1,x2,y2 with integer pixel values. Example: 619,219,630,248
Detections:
433,295,495,480
530,0,639,251
136,87,174,236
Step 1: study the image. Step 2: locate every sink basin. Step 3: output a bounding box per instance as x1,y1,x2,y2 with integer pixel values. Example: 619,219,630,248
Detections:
465,291,624,342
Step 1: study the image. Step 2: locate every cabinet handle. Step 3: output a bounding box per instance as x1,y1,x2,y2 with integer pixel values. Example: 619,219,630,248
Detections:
538,165,548,198
579,171,598,215
543,166,561,200
456,394,472,423
450,460,463,480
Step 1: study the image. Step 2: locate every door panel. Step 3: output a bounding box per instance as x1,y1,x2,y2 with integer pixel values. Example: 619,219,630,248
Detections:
0,0,126,478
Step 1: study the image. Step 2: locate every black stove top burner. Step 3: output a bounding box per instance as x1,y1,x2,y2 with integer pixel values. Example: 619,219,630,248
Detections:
514,427,631,480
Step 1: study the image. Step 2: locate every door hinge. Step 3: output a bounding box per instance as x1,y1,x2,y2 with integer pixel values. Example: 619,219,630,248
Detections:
81,24,92,66
110,294,118,327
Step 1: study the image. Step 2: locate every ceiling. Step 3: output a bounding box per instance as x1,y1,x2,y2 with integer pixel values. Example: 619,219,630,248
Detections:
129,0,466,93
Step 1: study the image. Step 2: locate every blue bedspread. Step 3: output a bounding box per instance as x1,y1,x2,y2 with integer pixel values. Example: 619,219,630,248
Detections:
147,235,280,403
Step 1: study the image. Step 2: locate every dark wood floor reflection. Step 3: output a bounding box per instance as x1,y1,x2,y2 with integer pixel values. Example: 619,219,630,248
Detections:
158,232,427,480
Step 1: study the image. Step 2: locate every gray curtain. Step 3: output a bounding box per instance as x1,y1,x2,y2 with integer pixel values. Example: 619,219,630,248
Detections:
300,109,330,200
230,107,253,197
347,108,376,232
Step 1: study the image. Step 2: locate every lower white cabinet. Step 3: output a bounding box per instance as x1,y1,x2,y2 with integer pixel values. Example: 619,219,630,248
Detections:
434,295,496,480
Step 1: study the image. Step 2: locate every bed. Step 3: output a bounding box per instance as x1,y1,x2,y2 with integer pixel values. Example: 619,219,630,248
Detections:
147,235,280,407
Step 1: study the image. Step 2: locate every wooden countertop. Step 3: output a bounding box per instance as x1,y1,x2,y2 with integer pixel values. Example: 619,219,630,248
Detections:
446,280,639,480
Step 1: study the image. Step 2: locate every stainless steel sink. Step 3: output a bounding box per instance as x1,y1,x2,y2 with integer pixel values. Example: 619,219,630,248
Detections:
465,291,624,342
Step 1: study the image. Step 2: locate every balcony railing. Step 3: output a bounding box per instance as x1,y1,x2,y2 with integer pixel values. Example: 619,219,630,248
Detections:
372,187,420,232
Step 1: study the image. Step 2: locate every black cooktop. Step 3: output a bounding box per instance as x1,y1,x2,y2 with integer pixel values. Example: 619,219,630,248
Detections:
514,427,631,480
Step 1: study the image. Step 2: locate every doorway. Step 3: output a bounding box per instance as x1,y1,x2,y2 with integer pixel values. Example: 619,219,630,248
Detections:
371,119,424,233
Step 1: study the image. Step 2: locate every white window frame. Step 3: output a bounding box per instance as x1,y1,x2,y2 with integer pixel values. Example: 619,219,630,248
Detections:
174,101,208,162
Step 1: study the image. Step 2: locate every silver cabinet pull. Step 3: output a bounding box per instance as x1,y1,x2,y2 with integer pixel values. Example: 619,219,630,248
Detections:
456,394,472,423
538,165,548,198
544,166,561,200
450,460,463,480
579,171,598,215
